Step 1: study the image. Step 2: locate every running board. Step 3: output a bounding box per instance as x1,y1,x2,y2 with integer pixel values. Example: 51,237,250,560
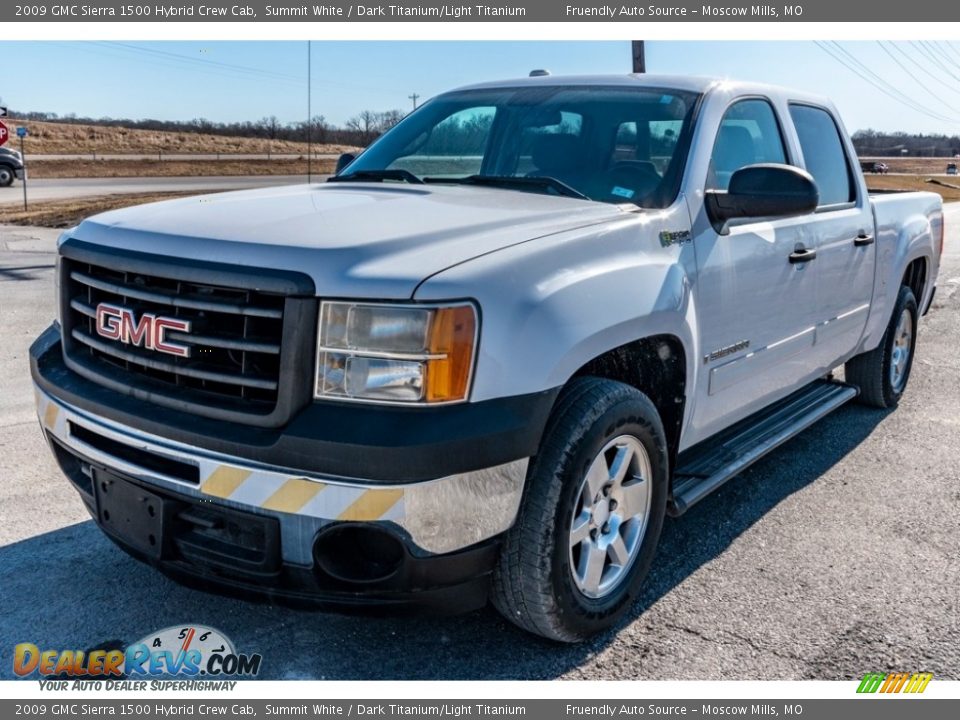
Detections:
668,380,858,516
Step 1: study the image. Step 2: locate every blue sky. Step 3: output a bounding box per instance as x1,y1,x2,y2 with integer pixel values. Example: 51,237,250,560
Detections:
2,41,960,134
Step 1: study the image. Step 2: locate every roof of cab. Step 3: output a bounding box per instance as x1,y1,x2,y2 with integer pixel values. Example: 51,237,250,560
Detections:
451,73,721,94
445,74,835,109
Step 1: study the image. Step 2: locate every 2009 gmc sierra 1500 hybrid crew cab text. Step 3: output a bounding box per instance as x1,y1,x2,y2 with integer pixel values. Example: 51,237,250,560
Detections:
30,75,943,641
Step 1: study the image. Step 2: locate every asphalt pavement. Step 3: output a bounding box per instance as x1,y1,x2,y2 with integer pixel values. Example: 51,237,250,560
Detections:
0,207,958,680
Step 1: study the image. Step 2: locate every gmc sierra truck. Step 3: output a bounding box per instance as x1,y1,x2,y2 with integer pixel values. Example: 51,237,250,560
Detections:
31,75,943,641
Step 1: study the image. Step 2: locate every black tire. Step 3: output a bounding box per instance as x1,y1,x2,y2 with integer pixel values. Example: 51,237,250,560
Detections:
845,285,919,408
491,377,669,642
0,166,14,187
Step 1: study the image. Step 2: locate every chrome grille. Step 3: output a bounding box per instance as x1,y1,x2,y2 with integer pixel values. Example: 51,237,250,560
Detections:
63,258,286,412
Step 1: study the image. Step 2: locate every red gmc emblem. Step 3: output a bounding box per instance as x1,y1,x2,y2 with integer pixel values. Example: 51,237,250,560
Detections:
95,303,192,358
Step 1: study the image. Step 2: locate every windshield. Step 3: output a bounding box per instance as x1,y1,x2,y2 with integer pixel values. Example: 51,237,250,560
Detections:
340,85,700,208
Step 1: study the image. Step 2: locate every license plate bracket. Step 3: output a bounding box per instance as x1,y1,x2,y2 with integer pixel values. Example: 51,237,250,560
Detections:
93,471,166,560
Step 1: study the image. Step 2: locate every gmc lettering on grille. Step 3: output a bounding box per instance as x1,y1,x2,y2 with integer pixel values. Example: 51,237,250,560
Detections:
95,303,192,358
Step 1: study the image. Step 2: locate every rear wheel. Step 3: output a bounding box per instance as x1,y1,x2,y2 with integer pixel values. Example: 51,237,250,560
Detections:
492,377,668,642
845,285,918,408
0,166,14,187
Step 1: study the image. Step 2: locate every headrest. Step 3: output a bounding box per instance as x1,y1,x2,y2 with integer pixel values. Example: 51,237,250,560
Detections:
713,125,756,173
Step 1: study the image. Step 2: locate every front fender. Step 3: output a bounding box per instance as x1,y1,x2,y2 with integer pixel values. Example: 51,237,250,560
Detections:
414,208,699,406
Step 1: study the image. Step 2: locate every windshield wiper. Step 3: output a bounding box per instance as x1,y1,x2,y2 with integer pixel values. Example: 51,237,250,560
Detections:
328,169,424,185
443,175,589,201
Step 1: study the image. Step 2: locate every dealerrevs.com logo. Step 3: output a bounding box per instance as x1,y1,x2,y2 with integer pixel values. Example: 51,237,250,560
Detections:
13,625,262,682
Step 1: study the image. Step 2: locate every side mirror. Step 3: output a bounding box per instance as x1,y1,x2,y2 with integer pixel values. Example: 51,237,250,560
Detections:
336,152,357,175
705,164,819,233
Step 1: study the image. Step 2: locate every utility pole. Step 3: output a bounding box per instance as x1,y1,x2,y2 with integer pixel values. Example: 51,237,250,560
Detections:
20,130,27,211
408,93,420,110
307,40,312,184
632,41,646,73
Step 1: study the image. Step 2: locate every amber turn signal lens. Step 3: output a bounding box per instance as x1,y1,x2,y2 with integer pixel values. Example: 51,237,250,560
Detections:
425,305,477,402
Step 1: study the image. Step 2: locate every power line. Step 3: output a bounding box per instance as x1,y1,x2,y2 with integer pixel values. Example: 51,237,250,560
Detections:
814,41,958,125
910,41,960,84
827,42,926,109
930,41,960,71
884,42,960,97
92,41,403,97
813,43,917,109
53,41,304,90
876,42,960,114
101,41,305,83
944,41,960,65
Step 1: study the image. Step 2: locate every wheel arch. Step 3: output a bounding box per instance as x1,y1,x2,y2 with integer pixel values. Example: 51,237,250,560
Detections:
902,256,927,303
569,334,688,469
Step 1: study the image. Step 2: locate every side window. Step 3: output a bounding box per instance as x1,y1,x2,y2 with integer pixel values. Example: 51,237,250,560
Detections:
789,104,856,207
709,99,787,191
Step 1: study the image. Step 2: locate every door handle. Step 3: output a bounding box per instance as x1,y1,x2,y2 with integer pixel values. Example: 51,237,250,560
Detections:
854,233,875,246
789,248,817,264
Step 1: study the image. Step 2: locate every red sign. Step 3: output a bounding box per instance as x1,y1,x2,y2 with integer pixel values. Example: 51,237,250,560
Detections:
0,120,8,146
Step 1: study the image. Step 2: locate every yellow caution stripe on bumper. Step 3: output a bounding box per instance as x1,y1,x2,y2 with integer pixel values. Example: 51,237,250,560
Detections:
201,466,251,499
262,478,327,513
200,464,404,522
337,488,403,521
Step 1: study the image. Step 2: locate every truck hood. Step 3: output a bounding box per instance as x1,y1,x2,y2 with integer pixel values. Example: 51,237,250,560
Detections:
71,183,625,298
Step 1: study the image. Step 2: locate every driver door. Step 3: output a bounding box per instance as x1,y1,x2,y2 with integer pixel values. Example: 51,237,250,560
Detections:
688,98,821,446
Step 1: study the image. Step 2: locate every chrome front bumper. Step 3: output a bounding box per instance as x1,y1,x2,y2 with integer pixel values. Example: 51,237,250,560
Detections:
35,386,527,562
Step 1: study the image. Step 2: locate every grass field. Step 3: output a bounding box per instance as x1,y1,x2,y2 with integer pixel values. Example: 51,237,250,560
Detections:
5,118,355,155
27,158,337,179
865,174,960,201
860,156,960,175
0,192,202,228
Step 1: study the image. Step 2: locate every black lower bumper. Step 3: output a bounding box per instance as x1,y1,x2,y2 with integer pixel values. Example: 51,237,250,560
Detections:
49,434,499,615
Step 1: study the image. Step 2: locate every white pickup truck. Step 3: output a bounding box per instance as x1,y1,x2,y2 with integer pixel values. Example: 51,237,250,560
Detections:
31,75,943,641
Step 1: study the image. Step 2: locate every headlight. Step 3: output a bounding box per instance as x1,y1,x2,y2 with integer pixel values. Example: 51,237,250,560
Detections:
315,301,478,404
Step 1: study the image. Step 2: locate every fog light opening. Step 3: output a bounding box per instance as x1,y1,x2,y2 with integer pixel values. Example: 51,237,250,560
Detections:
313,524,405,584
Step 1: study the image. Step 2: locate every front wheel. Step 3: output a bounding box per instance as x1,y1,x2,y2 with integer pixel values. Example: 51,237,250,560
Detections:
491,377,668,642
845,285,919,408
0,166,14,187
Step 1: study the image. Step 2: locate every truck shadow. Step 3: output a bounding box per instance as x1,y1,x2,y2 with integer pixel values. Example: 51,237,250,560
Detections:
0,264,54,281
0,403,889,681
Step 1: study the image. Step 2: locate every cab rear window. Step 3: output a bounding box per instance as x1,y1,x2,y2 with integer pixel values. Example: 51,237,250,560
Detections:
789,104,856,207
